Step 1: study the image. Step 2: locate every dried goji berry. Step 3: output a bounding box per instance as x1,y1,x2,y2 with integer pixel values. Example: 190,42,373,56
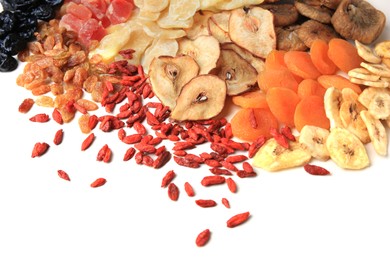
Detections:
30,113,50,123
153,151,171,169
31,142,49,158
90,178,107,188
184,182,195,197
280,125,296,141
195,199,217,208
161,170,176,188
196,229,211,247
53,129,64,145
18,98,34,113
57,170,70,181
81,133,95,151
201,176,226,186
270,127,289,149
52,108,63,125
226,212,250,228
222,198,230,208
226,178,237,193
304,164,331,175
168,183,179,201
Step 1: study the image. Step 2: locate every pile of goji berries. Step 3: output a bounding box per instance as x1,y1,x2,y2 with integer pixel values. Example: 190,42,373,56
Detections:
23,48,263,247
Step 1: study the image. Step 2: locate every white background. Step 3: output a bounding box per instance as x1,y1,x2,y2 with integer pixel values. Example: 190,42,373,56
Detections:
1,1,390,259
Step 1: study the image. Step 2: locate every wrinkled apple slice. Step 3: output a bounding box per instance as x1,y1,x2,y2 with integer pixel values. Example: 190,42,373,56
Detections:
149,55,200,109
229,6,276,58
221,43,265,73
208,18,231,44
178,35,220,74
211,49,258,95
171,75,227,121
184,10,213,40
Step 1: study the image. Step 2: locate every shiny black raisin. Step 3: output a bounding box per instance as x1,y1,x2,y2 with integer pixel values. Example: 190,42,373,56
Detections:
43,0,64,7
0,11,17,37
0,52,18,72
15,12,38,30
31,4,56,21
17,24,37,41
0,0,42,11
0,33,26,56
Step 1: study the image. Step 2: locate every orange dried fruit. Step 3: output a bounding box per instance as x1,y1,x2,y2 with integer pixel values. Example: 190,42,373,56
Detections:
294,95,330,132
266,87,301,127
284,50,322,79
231,108,279,142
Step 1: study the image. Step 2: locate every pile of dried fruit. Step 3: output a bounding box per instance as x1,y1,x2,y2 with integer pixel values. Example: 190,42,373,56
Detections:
2,0,390,248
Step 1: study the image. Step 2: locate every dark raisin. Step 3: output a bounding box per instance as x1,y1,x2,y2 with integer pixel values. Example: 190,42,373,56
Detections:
0,11,17,37
15,13,38,30
0,33,26,56
43,0,64,7
0,0,42,11
17,24,37,41
31,4,56,21
0,52,18,72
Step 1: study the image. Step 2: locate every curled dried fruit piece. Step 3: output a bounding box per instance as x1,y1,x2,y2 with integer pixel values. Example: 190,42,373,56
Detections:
149,55,200,110
326,127,369,170
211,49,258,95
339,88,370,143
299,125,330,161
252,138,312,172
354,40,381,64
276,25,307,52
360,110,388,156
170,75,227,121
324,87,343,129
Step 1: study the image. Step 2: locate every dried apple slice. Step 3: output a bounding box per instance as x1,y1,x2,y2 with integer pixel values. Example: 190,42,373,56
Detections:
178,35,220,74
184,10,213,40
221,43,265,73
210,11,230,32
171,75,227,121
229,7,276,58
141,38,179,73
208,18,231,43
211,49,258,95
149,55,200,109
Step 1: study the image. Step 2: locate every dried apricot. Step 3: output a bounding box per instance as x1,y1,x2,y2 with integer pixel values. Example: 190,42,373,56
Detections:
294,95,330,132
310,39,338,75
328,38,363,73
257,68,300,93
231,89,268,109
297,79,326,99
317,74,362,94
231,108,279,142
266,87,301,127
265,49,287,70
284,50,322,79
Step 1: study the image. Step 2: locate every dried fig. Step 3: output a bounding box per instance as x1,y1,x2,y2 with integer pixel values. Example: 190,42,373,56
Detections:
331,0,386,44
260,4,299,27
297,19,339,48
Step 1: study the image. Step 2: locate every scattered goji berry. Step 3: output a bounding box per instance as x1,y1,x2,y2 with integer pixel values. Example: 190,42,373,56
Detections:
57,170,70,181
304,164,331,175
184,182,195,197
226,212,250,228
168,183,179,201
195,199,217,208
196,229,211,247
53,129,64,145
90,178,107,188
